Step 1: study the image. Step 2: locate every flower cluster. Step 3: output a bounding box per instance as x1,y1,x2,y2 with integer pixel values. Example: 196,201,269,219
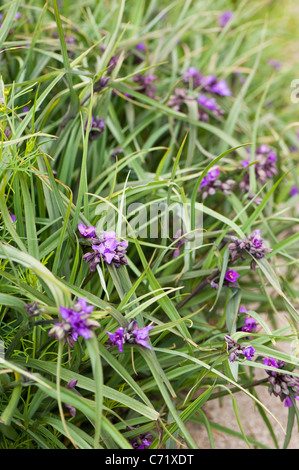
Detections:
183,67,232,96
168,67,231,122
239,145,278,198
239,307,258,334
48,298,99,347
198,165,235,199
224,335,256,362
197,93,224,121
228,229,272,269
263,358,299,407
84,116,105,141
132,74,157,99
106,320,153,353
127,426,153,449
78,224,128,271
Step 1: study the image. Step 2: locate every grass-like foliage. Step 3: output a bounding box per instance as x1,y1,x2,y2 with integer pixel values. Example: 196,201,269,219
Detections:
0,0,298,450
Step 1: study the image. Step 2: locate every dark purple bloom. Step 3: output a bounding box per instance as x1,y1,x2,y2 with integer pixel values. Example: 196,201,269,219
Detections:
131,322,153,349
106,327,125,353
106,320,153,353
133,74,157,99
239,305,247,313
209,79,232,96
290,185,298,196
267,58,282,70
48,298,99,346
85,116,105,140
225,270,239,283
64,378,78,417
82,230,128,271
94,77,110,92
78,222,97,238
167,88,193,112
127,426,153,449
198,166,234,199
197,94,224,121
224,335,255,362
263,357,299,406
218,11,233,28
241,316,258,334
25,301,42,317
228,229,272,266
240,145,278,194
243,346,256,360
136,42,145,51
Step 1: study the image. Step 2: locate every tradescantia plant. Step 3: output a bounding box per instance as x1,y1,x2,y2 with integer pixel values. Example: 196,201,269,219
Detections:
0,0,298,450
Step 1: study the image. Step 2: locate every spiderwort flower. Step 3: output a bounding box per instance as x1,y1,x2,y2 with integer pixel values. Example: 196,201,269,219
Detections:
132,74,157,99
81,229,129,271
78,222,97,238
263,357,299,406
84,116,105,141
242,315,258,334
224,335,255,362
64,379,78,418
197,94,224,121
224,270,239,283
127,426,153,449
25,301,42,317
106,320,153,353
48,298,99,346
228,229,272,267
106,327,125,353
243,346,255,360
218,11,233,28
290,185,298,196
130,321,153,349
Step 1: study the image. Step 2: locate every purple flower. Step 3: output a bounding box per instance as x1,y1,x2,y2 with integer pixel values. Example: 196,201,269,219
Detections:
240,145,278,194
197,94,224,121
48,298,99,346
64,379,78,417
228,229,272,267
106,320,153,353
290,185,298,196
131,322,153,349
127,426,153,449
243,346,256,360
82,230,128,271
224,335,255,362
173,229,186,258
209,79,232,96
85,116,105,140
267,58,282,70
225,270,239,283
136,42,145,51
25,301,42,317
239,305,247,313
263,357,299,406
218,11,233,28
106,327,125,353
241,316,258,334
200,166,220,188
133,74,157,99
78,222,97,238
